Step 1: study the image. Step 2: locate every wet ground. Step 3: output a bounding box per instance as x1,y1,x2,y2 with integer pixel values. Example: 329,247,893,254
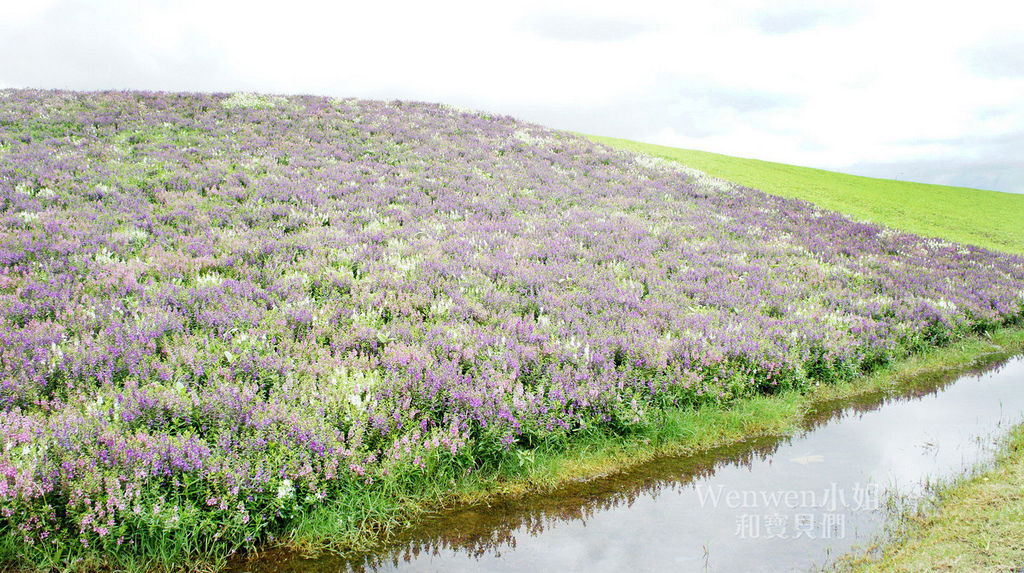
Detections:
236,354,1024,572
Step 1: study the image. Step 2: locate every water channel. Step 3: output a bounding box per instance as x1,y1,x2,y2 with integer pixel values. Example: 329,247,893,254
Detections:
240,354,1024,572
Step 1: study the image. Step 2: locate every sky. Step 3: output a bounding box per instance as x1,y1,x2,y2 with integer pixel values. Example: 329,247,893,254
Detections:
2,0,1023,194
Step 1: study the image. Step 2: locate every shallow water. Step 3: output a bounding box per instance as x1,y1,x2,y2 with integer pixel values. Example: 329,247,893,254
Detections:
238,355,1024,572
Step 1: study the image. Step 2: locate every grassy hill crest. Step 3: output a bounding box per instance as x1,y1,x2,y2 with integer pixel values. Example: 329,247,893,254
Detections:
586,135,1024,255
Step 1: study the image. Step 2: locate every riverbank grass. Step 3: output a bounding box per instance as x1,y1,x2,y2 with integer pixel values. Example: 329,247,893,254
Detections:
838,423,1024,571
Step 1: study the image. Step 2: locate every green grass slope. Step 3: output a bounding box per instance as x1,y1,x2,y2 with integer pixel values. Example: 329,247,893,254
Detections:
586,135,1024,255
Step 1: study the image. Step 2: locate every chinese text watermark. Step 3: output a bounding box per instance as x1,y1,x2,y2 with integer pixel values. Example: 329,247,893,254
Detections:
695,482,882,540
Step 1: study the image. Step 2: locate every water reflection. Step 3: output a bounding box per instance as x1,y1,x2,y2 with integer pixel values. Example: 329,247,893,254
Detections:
238,355,1023,572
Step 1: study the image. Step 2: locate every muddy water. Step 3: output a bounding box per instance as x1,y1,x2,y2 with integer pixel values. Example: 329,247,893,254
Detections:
240,355,1024,572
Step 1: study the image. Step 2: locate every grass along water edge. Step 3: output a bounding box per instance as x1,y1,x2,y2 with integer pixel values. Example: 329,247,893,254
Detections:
257,325,1024,568
11,325,1019,572
835,418,1024,571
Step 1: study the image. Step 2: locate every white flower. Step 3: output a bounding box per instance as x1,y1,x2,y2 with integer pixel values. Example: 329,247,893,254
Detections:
221,93,277,110
276,479,295,500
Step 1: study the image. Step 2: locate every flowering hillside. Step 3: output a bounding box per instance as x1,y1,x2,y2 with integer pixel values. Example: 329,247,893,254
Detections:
1,89,1022,562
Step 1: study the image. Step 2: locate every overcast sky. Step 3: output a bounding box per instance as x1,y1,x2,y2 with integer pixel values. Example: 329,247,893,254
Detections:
2,0,1023,193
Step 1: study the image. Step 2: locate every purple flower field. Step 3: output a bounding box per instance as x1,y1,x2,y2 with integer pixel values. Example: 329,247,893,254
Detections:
1,89,1022,561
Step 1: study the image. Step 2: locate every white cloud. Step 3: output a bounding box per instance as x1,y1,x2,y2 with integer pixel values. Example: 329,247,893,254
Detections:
0,0,60,25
